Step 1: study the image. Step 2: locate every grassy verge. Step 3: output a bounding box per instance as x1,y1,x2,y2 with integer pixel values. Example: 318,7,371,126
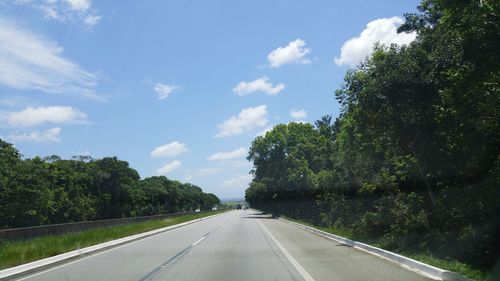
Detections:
404,253,486,281
0,210,226,270
281,216,487,281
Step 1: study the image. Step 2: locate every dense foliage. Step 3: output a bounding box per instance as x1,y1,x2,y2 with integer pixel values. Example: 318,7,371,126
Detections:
246,0,499,275
0,140,219,228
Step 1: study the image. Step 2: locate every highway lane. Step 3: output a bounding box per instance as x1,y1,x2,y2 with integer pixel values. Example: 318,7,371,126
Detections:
17,210,433,281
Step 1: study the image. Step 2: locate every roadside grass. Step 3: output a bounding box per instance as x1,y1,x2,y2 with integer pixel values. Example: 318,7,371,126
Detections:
0,211,226,270
281,216,488,281
404,253,486,281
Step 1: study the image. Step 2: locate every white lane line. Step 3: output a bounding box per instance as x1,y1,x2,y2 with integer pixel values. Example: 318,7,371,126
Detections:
15,215,224,281
192,232,209,246
138,232,212,281
257,219,316,281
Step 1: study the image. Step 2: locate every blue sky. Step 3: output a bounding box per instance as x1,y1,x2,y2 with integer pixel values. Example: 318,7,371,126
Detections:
0,0,419,199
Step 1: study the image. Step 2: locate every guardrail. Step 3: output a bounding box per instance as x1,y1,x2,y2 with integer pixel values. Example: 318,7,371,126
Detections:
0,211,209,242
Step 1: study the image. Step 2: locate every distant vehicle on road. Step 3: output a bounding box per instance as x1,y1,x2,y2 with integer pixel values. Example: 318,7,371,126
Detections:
236,204,242,210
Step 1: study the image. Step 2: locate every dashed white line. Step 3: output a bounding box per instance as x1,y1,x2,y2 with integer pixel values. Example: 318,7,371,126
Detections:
15,218,221,281
192,233,209,247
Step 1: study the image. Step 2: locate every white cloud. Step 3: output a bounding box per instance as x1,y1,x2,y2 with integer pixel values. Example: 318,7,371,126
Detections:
185,168,223,180
4,106,87,127
334,17,417,67
66,0,91,12
268,39,311,68
290,109,307,119
42,5,61,20
233,77,284,96
84,14,101,27
208,147,246,161
10,0,101,27
154,83,179,100
221,174,252,188
0,19,99,99
156,160,181,175
151,141,188,158
7,127,61,143
215,105,268,137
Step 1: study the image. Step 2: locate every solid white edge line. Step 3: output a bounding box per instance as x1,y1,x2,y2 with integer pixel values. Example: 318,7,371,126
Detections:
3,212,229,281
257,219,315,281
280,218,471,281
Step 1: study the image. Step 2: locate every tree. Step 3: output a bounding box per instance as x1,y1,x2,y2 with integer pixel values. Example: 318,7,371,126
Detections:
0,139,219,227
245,0,500,273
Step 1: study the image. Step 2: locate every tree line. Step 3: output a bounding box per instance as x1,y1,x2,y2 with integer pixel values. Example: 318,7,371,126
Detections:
245,0,499,274
0,139,220,228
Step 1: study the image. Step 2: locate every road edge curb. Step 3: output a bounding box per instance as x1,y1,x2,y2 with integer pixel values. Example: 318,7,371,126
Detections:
280,218,471,281
0,212,227,280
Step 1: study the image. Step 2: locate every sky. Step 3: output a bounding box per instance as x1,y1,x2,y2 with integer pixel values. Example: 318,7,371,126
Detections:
0,0,420,199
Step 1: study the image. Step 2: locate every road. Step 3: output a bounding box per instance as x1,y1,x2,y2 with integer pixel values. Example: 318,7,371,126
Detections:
16,210,432,281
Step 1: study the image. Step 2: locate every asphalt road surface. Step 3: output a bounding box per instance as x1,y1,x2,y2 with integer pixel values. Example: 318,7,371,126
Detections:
17,210,432,281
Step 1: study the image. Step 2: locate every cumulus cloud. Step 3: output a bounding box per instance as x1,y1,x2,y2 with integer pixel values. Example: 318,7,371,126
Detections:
154,83,179,100
334,17,417,67
6,127,61,143
0,19,99,99
233,77,284,96
208,147,247,161
215,105,268,137
268,39,311,68
4,106,87,127
156,160,181,175
151,141,188,158
221,174,253,188
290,109,307,119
